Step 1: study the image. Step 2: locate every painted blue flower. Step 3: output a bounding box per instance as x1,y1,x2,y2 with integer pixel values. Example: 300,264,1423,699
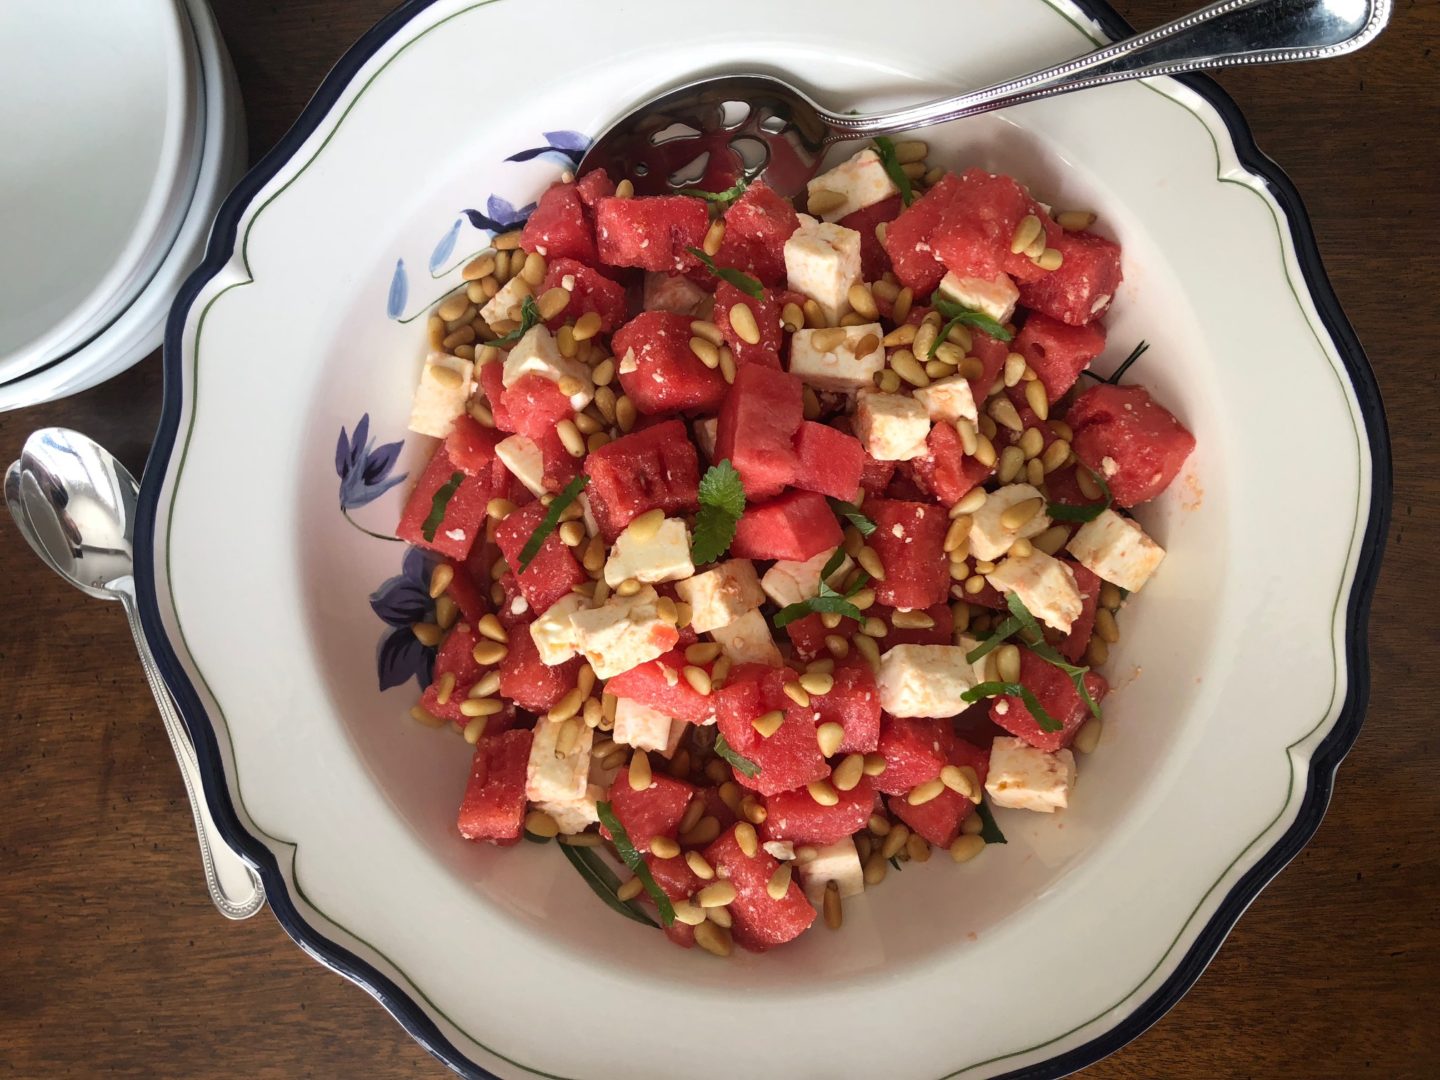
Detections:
506,130,592,167
371,546,438,691
336,413,406,511
461,194,537,234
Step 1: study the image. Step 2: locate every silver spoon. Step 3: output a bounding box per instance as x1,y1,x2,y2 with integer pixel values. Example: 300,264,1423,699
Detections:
7,429,265,920
581,0,1390,195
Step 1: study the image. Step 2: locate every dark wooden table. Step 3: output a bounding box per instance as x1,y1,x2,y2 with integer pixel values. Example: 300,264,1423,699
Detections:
2,2,1436,1076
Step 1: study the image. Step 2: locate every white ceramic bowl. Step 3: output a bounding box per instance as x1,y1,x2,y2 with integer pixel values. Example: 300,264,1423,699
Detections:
134,1,1389,1077
0,0,200,381
0,0,246,412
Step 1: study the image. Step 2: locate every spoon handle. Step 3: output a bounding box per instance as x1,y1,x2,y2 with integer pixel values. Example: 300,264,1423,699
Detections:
825,0,1390,135
117,589,266,920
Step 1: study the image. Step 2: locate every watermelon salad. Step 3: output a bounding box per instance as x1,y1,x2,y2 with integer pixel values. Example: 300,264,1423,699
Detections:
396,138,1195,957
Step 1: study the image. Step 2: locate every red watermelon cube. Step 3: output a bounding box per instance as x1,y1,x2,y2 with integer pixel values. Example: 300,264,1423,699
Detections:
932,169,1062,285
703,824,816,951
521,180,597,267
1015,313,1106,403
595,195,709,272
457,729,533,843
887,737,989,846
714,180,800,287
527,427,582,494
602,768,696,853
1067,384,1196,507
840,194,902,281
762,775,876,847
909,421,993,505
990,647,1108,752
538,257,627,332
864,499,948,610
783,611,855,663
713,282,784,369
605,648,716,724
484,367,574,440
715,363,803,498
731,489,843,563
574,168,615,209
882,172,964,294
811,659,882,754
583,420,701,540
792,422,865,501
966,326,1012,403
612,311,728,416
859,446,897,495
439,558,490,624
396,443,491,560
644,851,703,948
873,601,953,651
714,665,829,796
499,626,583,711
1018,229,1123,326
1059,560,1102,663
433,621,484,688
493,500,587,613
872,715,954,796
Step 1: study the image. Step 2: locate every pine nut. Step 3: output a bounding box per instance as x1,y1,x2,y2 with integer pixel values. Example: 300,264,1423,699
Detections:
694,921,732,957
1010,214,1043,255
989,396,1024,433
802,386,822,421
889,348,929,387
1095,607,1121,643
1035,247,1064,271
1057,210,1097,231
462,253,497,281
551,418,583,458
1100,583,1124,610
680,665,711,696
691,318,724,344
735,822,758,857
1024,378,1050,420
1017,427,1045,462
807,781,840,806
863,753,888,778
1042,439,1071,474
848,283,879,319
856,546,886,582
728,302,761,345
999,497,1045,531
807,188,847,215
615,395,637,433
614,178,634,199
573,311,603,341
1033,525,1069,556
1074,717,1104,754
752,710,785,738
460,715,488,742
811,326,847,352
779,682,807,708
997,444,1024,484
686,850,715,879
875,369,902,393
853,632,880,670
973,434,997,468
536,286,570,321
557,520,585,547
476,613,509,643
832,753,865,792
781,302,805,332
863,852,889,885
694,880,736,908
408,704,444,729
493,230,522,250
686,643,722,665
524,810,559,838
825,635,850,659
718,346,737,384
471,641,508,665
628,750,652,789
1076,468,1104,501
799,672,834,697
680,816,721,847
816,722,845,757
890,609,935,630
880,824,910,860
649,835,680,859
822,881,843,929
616,876,645,902
459,697,504,718
900,161,926,180
960,813,984,836
883,323,917,347
907,778,945,805
689,336,720,369
672,899,706,925
766,864,793,901
906,833,932,862
1088,635,1110,665
703,219,726,256
950,834,986,863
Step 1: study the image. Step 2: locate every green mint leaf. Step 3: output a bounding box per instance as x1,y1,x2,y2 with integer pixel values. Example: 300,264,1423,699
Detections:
929,292,1013,353
1047,467,1113,523
871,136,914,207
819,545,850,583
516,474,589,573
685,247,764,300
491,294,543,345
772,592,864,629
827,497,876,536
596,801,676,927
714,733,761,778
557,841,659,928
690,460,746,565
678,177,750,207
964,614,1024,664
697,460,746,517
1004,591,1046,643
842,569,871,599
975,800,1007,844
961,680,1063,733
421,471,465,543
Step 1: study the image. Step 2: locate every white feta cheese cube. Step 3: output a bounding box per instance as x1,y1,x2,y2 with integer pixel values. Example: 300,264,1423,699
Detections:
502,324,593,409
693,417,718,461
495,433,546,497
537,784,603,834
784,218,863,325
877,644,977,718
643,271,710,316
985,736,1076,813
937,270,1020,325
806,148,900,222
530,593,589,666
711,608,783,667
797,837,865,906
969,483,1051,561
1066,509,1166,593
479,275,532,327
614,698,680,754
675,559,765,633
912,374,978,425
604,517,694,587
568,585,676,679
525,718,594,803
789,323,886,392
760,548,853,608
856,390,931,462
985,550,1082,633
407,353,474,438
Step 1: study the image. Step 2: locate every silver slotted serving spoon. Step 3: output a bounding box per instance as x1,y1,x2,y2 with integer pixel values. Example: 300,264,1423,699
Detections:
580,0,1390,195
6,429,265,920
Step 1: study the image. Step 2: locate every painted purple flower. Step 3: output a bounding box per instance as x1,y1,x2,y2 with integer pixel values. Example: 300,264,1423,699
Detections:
506,130,592,167
371,546,437,691
336,413,406,510
461,194,537,234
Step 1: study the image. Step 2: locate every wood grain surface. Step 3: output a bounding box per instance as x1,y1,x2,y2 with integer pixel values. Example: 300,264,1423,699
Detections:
1,1,1435,1076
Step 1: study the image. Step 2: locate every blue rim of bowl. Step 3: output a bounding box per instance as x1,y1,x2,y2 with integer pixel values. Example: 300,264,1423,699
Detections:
133,1,1392,1076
